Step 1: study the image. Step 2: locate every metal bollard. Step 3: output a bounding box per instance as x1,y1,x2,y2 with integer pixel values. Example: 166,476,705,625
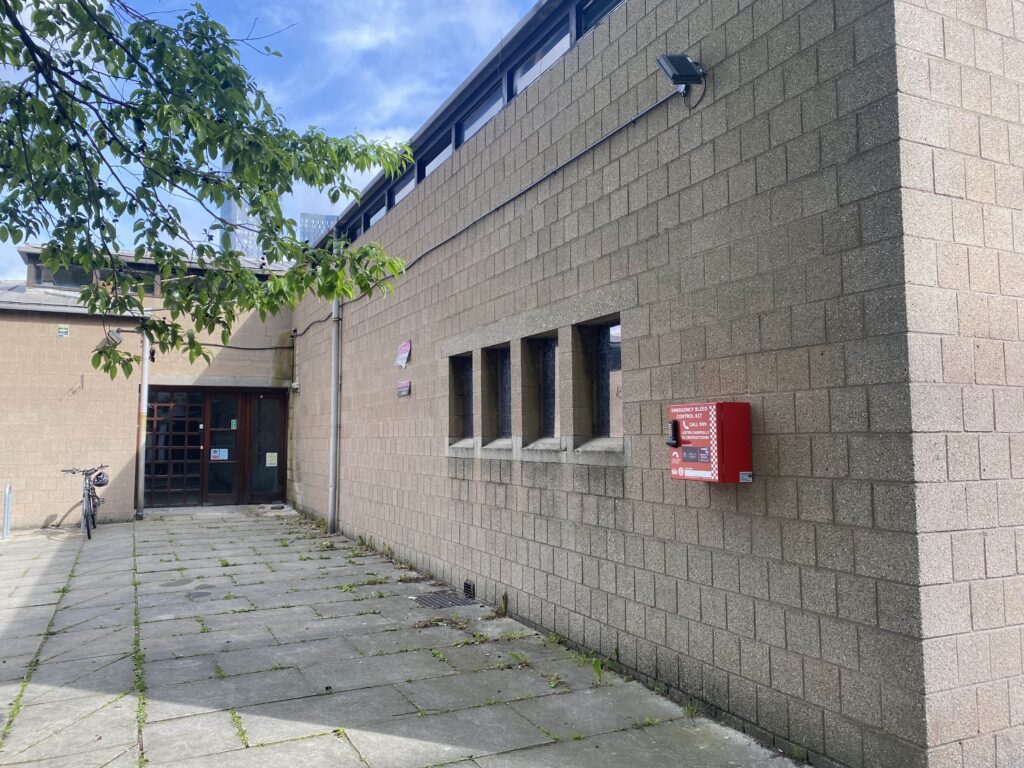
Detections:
2,484,11,542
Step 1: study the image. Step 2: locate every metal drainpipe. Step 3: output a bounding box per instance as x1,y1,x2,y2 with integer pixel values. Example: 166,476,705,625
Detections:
327,298,341,534
135,332,151,520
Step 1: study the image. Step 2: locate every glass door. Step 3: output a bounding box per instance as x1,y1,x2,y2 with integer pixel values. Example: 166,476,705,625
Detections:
145,391,203,507
248,393,286,502
204,394,242,504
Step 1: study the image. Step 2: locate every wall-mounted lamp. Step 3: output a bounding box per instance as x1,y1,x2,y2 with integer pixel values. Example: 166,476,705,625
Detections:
657,53,707,108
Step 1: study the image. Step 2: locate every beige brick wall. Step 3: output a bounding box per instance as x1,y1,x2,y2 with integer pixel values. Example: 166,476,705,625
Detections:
0,311,138,528
891,1,1024,765
287,298,335,518
285,0,969,765
0,307,292,529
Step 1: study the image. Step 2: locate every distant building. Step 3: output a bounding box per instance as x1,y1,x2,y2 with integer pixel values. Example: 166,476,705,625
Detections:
299,213,337,245
219,187,261,259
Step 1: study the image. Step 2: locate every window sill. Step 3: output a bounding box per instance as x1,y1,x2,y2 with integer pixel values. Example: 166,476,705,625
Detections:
575,437,624,453
446,438,475,458
483,438,513,450
572,436,626,466
480,438,514,459
524,437,562,452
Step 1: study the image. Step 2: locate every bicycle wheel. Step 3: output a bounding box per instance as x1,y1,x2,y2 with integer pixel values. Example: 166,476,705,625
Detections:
82,496,92,540
89,491,99,528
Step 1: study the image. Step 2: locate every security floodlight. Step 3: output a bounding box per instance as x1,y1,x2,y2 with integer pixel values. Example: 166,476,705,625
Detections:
657,53,707,105
657,53,704,86
95,328,123,351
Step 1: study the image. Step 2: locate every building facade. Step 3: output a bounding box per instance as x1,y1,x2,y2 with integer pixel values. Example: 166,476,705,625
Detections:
0,247,292,529
286,1,1024,767
0,0,1021,766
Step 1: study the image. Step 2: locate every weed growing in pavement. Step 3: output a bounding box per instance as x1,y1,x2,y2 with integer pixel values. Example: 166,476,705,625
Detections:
228,709,249,747
498,630,527,641
397,573,429,583
356,609,381,616
508,651,530,668
193,616,211,633
683,704,700,718
430,648,448,663
548,674,561,688
353,590,388,601
592,657,604,686
213,664,226,679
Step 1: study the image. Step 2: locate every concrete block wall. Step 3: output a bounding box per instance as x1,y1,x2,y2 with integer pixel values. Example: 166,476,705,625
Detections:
890,1,1024,765
0,307,292,529
0,312,138,527
287,0,1024,765
287,298,335,518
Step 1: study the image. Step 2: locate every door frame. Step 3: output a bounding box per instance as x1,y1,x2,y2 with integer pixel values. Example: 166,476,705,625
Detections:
142,386,289,507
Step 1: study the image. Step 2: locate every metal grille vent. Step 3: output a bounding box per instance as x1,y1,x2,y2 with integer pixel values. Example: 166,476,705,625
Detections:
415,591,476,609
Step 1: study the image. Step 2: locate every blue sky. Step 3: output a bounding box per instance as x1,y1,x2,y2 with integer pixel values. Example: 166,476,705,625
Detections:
0,0,535,279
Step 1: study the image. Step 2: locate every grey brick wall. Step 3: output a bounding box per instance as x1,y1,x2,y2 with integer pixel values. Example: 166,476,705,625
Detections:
287,0,1024,766
891,1,1024,766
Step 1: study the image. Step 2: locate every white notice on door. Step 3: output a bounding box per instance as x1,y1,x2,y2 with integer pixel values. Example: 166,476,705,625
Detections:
266,452,278,468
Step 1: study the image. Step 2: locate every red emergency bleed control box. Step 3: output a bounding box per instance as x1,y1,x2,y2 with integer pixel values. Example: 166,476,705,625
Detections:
666,402,752,483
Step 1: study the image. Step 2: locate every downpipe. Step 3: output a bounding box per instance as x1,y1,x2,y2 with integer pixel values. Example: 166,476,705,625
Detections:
135,333,151,520
327,298,341,534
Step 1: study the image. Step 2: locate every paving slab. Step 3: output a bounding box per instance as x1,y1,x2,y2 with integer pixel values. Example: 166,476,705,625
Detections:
142,711,242,764
238,685,416,744
508,682,684,739
0,508,795,768
396,667,562,712
155,732,364,768
345,703,552,768
146,668,317,722
475,718,788,768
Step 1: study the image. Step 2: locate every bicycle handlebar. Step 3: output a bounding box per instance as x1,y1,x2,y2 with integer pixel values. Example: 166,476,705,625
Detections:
61,464,108,475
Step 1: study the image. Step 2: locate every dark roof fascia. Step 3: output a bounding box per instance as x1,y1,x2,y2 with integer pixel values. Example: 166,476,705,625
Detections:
316,0,569,248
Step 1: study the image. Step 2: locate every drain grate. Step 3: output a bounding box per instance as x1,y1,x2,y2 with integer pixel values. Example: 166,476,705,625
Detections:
415,591,477,609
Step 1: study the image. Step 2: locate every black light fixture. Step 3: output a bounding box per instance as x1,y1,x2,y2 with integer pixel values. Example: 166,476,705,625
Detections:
657,53,707,107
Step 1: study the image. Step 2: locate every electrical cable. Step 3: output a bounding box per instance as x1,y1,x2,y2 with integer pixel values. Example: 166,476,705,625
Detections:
339,88,680,309
204,87,683,353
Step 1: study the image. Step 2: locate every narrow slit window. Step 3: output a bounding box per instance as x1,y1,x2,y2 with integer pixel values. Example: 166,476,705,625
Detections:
512,23,570,96
392,173,415,206
421,138,453,179
459,86,503,144
449,355,473,441
482,346,512,442
366,198,386,228
34,264,91,290
524,336,558,443
578,0,621,37
593,323,622,438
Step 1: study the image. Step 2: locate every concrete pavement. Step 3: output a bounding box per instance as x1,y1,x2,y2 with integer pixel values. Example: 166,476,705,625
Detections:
1,508,796,767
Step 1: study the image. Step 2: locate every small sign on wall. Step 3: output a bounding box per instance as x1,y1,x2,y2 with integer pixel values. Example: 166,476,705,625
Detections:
397,380,411,397
57,324,69,338
210,448,229,461
395,339,412,368
266,452,278,468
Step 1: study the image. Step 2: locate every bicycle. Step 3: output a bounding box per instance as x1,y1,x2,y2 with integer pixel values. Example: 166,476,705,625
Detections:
61,465,108,539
